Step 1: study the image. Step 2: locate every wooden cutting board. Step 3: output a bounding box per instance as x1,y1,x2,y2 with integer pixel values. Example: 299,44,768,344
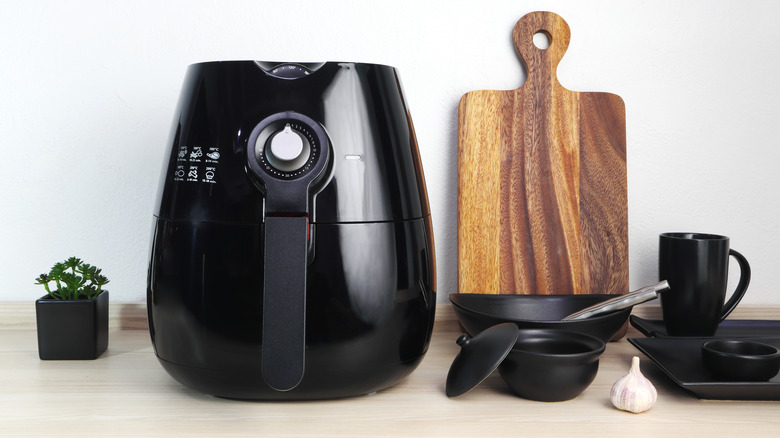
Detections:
458,11,628,296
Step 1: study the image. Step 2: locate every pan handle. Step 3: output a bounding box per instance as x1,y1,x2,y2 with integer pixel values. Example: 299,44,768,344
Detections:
262,215,309,391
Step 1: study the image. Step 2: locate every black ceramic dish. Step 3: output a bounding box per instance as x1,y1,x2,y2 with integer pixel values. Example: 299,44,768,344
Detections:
498,329,605,401
449,294,630,343
629,337,780,400
446,323,520,397
446,326,605,401
630,315,780,338
702,339,780,381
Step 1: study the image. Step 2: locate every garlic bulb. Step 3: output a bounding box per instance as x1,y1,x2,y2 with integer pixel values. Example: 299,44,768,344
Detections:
610,356,657,413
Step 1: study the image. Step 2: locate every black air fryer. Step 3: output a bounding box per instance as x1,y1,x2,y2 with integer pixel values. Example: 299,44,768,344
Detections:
147,61,436,400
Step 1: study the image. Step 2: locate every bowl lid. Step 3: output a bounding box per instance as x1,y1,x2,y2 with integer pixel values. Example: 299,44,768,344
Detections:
445,323,519,397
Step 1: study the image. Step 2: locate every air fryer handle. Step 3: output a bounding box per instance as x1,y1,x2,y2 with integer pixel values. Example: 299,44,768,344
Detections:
262,215,308,391
247,111,332,392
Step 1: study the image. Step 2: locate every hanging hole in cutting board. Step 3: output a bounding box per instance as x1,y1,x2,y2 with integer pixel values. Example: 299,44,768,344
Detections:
533,31,551,49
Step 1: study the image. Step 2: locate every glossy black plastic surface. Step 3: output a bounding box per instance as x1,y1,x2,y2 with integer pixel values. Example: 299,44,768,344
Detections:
149,61,435,399
154,61,430,224
148,218,435,399
498,329,605,402
449,294,630,343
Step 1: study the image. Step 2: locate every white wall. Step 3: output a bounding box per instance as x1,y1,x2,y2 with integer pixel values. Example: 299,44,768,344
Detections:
2,0,779,304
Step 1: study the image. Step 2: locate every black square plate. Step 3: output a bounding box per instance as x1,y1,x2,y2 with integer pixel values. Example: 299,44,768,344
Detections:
630,315,780,338
628,336,780,400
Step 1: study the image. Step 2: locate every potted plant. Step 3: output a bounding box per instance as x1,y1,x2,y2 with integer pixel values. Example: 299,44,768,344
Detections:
34,257,110,360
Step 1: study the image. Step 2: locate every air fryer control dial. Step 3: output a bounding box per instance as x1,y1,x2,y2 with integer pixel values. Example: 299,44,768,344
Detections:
266,124,311,172
250,118,322,180
270,125,304,160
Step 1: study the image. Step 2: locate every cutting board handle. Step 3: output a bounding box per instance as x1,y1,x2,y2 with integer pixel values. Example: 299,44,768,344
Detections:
513,11,571,86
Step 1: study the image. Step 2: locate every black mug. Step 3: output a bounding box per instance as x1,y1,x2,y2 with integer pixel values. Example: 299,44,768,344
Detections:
658,233,751,336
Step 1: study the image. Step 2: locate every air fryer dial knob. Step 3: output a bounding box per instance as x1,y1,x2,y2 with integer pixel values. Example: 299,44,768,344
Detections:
266,124,311,172
270,125,303,160
247,112,327,182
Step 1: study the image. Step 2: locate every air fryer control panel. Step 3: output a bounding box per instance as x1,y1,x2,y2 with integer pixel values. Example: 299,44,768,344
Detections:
172,145,221,185
248,115,324,180
154,61,430,224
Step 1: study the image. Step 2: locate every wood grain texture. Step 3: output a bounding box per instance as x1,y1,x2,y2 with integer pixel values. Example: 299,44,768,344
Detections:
2,303,780,437
458,11,627,295
0,301,149,331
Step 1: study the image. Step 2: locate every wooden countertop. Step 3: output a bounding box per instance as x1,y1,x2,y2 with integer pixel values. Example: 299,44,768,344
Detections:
1,302,779,437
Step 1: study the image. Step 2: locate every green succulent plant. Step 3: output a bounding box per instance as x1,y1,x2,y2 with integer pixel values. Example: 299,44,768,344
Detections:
34,257,109,300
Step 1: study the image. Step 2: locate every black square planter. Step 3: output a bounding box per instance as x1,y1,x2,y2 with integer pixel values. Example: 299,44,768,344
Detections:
35,291,109,360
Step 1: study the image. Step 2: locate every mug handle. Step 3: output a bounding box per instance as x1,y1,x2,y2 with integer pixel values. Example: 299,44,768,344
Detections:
719,249,751,322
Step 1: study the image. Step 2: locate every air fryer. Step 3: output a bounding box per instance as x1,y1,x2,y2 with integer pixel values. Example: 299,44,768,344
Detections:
147,61,436,399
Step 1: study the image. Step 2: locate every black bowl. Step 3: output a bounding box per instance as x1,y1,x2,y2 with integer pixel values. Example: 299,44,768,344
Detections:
702,339,780,381
449,293,631,343
497,329,605,401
